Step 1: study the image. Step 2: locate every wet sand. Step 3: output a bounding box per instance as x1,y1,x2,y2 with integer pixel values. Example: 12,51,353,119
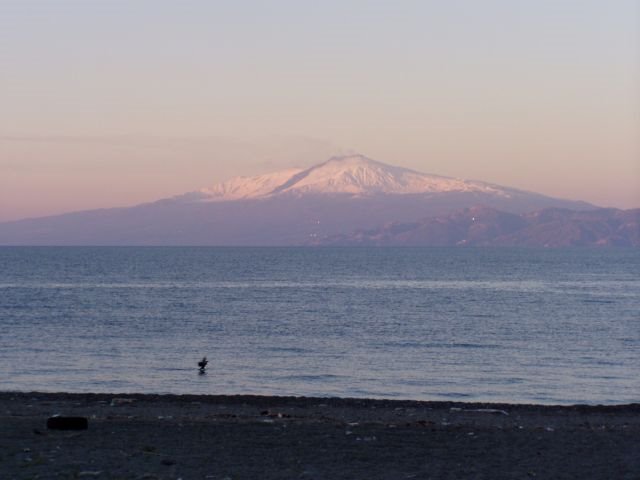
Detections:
1,392,639,479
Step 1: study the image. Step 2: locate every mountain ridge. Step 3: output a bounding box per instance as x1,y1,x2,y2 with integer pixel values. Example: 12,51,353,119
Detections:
311,206,640,247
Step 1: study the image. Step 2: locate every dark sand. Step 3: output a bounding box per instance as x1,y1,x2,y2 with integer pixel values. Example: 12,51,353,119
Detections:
1,392,639,479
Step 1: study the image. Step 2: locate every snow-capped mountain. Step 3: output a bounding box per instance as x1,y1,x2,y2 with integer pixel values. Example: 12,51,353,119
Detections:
198,155,511,200
0,154,597,245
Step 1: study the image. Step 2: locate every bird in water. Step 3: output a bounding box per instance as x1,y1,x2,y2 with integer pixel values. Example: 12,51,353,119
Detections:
198,356,208,374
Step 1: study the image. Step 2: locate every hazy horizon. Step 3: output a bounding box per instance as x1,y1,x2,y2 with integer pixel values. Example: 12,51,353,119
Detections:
1,1,639,222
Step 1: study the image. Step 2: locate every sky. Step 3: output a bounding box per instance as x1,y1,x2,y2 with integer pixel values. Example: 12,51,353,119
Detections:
1,0,639,222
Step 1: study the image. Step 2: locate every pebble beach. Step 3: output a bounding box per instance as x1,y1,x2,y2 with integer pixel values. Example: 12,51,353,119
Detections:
1,392,639,479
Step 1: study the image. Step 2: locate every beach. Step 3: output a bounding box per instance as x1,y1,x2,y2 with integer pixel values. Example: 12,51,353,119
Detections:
1,392,638,479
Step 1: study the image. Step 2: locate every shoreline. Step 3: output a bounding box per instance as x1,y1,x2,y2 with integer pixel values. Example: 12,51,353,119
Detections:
3,390,640,410
2,391,639,479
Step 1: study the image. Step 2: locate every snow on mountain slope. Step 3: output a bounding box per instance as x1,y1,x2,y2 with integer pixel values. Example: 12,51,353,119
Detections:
198,154,511,201
201,167,304,200
272,155,509,196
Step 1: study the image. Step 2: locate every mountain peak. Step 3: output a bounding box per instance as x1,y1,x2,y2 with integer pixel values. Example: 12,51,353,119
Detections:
199,153,512,200
316,153,416,175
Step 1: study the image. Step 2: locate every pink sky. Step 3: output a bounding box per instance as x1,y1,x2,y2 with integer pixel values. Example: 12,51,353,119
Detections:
1,1,638,222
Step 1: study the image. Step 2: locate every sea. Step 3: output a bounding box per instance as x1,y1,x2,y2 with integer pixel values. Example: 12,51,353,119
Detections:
0,247,638,405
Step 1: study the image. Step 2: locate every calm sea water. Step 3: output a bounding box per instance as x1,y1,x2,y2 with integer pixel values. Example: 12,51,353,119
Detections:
0,247,638,405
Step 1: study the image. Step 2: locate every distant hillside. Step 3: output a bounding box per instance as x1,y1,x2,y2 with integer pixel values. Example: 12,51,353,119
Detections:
312,207,640,247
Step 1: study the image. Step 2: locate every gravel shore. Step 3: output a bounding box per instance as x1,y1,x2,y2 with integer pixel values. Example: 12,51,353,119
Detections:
1,392,639,479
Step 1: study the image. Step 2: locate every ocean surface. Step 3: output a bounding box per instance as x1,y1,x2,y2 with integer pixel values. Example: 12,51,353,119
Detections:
0,247,638,405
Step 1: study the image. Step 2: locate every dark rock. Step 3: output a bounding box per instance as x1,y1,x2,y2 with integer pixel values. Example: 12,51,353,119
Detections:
46,415,88,430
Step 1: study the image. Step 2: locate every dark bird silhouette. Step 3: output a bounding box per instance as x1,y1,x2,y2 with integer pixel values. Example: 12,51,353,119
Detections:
198,356,208,373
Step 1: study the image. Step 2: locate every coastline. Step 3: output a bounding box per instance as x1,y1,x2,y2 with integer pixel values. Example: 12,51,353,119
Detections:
2,391,638,479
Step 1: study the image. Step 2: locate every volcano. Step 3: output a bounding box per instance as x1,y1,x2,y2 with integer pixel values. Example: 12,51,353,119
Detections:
0,154,595,245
